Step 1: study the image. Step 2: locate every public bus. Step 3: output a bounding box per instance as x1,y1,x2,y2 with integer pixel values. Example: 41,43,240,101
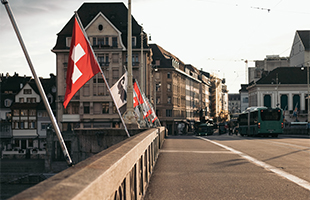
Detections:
238,107,283,137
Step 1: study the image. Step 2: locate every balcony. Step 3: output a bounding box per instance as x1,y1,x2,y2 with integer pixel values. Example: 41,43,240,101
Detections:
62,114,80,122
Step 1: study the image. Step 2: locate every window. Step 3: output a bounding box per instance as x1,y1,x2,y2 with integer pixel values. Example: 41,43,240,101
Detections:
156,83,161,92
102,102,109,114
72,103,79,114
98,37,105,46
112,37,117,47
19,98,24,103
66,37,72,47
64,103,79,114
4,99,12,107
133,54,139,65
29,110,36,116
243,97,248,103
167,84,171,92
167,97,171,104
132,37,136,47
166,109,172,117
14,139,20,147
29,121,36,129
293,94,300,110
27,98,36,103
98,54,109,66
264,95,271,108
20,121,24,129
156,97,161,104
167,72,171,79
24,89,32,94
28,139,33,148
280,95,288,110
21,110,28,116
13,110,19,116
41,123,49,130
92,37,96,46
84,104,90,114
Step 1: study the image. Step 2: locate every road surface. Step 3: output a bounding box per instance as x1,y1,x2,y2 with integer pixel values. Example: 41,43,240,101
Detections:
144,134,310,200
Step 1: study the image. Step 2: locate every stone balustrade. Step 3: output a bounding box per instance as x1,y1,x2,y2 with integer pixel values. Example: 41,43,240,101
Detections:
9,127,166,200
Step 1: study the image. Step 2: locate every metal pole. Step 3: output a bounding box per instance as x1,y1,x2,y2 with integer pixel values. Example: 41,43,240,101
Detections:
2,0,73,166
127,0,133,112
123,0,138,127
140,25,144,93
307,63,310,122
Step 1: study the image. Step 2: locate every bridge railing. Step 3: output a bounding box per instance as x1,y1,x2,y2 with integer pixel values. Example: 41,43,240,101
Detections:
9,127,166,200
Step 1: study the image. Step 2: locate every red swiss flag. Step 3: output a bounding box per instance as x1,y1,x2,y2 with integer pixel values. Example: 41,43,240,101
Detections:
63,17,101,108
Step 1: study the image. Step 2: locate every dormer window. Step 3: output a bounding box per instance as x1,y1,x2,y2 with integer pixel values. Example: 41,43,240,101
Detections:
24,89,31,94
132,37,136,47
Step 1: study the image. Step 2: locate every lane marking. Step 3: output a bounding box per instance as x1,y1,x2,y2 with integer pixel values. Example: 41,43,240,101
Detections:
270,141,310,150
160,150,234,154
197,136,310,191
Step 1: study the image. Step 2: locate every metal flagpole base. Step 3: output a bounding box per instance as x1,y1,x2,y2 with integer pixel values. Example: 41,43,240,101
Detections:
123,109,139,129
139,119,147,128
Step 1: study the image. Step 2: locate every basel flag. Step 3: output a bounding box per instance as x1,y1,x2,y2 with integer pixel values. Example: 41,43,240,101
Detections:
63,17,101,108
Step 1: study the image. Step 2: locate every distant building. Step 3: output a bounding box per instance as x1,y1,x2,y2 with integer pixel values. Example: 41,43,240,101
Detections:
248,67,308,122
210,75,229,122
248,55,289,84
1,73,56,158
239,84,249,112
228,93,240,114
1,73,31,153
290,30,310,67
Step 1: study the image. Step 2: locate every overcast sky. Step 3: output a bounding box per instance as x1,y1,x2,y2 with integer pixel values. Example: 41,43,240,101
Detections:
1,0,310,93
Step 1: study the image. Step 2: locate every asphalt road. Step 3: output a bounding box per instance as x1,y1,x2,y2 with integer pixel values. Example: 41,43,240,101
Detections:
144,134,310,200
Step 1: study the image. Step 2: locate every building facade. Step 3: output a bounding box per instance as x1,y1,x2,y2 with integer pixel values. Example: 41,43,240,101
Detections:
228,93,241,114
1,73,56,159
248,67,308,122
52,3,152,131
248,55,289,84
290,30,310,68
150,44,223,134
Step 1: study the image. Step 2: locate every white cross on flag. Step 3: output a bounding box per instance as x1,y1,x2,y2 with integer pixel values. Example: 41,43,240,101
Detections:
64,17,101,108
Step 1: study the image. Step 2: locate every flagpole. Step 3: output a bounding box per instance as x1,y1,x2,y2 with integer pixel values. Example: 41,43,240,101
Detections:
74,12,130,137
1,0,73,166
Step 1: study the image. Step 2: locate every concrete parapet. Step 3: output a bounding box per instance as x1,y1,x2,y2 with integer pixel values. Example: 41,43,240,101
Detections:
9,127,166,200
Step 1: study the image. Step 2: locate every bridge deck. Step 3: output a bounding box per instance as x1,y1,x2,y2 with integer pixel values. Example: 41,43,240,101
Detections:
144,135,308,200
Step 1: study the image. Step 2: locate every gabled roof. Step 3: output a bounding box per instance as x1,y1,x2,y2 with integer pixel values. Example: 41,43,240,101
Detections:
0,73,32,93
297,30,310,51
200,70,210,78
149,44,184,69
52,2,147,50
256,67,306,85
